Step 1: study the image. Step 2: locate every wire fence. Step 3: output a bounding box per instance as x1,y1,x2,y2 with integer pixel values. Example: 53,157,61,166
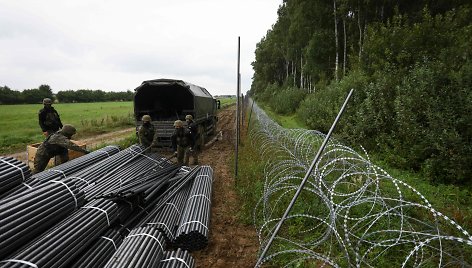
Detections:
250,101,472,267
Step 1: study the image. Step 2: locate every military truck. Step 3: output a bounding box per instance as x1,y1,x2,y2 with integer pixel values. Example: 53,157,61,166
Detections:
133,78,220,147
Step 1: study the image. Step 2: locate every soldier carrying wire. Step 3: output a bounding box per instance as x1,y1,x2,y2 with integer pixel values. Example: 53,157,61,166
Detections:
38,98,63,136
33,124,90,174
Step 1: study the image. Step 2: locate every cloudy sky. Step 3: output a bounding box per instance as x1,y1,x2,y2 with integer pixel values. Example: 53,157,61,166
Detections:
0,0,281,96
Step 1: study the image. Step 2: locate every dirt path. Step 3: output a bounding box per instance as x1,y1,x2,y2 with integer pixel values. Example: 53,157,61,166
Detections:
5,127,135,163
81,127,135,148
193,106,259,267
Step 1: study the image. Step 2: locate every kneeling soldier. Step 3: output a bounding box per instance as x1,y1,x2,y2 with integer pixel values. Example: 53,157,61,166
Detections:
33,124,90,174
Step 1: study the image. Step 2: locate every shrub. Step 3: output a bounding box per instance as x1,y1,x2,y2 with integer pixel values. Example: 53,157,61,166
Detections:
269,87,307,115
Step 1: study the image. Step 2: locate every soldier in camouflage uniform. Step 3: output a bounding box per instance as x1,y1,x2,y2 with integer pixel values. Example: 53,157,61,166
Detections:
38,98,63,136
185,114,200,165
138,114,158,152
33,124,90,174
171,120,194,166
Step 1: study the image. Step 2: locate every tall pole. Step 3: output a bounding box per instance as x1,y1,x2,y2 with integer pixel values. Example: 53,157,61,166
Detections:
247,99,254,131
255,89,354,267
238,73,241,145
235,37,241,179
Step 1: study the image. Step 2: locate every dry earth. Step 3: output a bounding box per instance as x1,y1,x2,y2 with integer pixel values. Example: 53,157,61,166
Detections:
5,127,135,163
193,106,259,267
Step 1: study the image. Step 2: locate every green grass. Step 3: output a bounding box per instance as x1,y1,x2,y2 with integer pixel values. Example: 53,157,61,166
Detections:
258,102,307,129
368,154,472,230
91,133,139,151
217,97,237,108
0,102,134,154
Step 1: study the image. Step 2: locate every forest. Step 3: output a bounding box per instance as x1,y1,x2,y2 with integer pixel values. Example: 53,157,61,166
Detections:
0,85,133,104
250,0,472,185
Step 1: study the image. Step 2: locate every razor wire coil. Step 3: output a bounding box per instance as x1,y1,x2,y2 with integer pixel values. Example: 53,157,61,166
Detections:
250,101,472,267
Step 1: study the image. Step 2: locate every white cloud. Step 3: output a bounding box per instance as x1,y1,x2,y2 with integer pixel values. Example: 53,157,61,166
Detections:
0,0,280,96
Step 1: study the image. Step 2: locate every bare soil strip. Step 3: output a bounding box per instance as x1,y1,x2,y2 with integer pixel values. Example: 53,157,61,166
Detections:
4,127,135,163
193,106,259,267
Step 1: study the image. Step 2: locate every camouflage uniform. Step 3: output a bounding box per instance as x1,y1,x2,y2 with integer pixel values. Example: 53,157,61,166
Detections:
171,127,194,166
186,119,201,165
33,131,89,174
38,106,63,136
138,123,158,150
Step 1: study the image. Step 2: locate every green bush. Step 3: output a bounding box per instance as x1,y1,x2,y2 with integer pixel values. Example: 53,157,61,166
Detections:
269,87,307,115
393,61,472,183
297,88,338,133
296,70,370,135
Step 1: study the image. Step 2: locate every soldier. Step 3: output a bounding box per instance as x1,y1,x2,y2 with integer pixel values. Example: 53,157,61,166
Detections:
138,114,158,151
185,114,200,165
33,124,90,174
171,120,194,166
38,98,63,136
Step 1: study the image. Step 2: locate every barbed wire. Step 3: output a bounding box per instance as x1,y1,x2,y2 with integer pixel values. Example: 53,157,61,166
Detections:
250,102,472,267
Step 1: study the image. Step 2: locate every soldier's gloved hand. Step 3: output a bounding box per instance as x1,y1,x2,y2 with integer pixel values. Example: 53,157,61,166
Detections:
173,151,178,156
189,147,193,152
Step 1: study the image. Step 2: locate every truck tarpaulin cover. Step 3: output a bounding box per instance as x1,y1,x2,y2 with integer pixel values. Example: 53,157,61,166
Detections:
134,79,215,121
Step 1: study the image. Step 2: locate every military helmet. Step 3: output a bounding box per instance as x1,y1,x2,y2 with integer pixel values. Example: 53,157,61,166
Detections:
174,120,184,128
61,124,77,136
43,98,52,105
142,115,151,122
185,114,193,121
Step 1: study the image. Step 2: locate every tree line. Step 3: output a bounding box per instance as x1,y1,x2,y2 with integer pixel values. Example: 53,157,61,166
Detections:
250,0,472,185
0,85,134,104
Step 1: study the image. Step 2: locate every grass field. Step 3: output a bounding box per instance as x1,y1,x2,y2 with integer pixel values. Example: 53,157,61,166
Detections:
217,97,237,108
0,102,134,154
257,103,307,129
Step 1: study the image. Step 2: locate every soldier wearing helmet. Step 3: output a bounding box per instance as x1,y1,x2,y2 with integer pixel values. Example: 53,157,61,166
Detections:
33,124,90,174
171,119,194,166
185,114,200,165
138,114,158,151
38,97,63,136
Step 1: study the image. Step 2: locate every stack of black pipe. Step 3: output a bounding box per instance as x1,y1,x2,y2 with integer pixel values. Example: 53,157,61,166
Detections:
32,145,121,183
0,146,120,198
69,144,145,192
146,183,191,241
84,155,159,200
0,179,85,259
174,166,213,251
104,225,166,268
142,166,180,203
0,157,31,195
0,147,215,267
100,162,178,201
0,199,118,268
135,167,202,229
159,248,195,268
69,228,123,268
